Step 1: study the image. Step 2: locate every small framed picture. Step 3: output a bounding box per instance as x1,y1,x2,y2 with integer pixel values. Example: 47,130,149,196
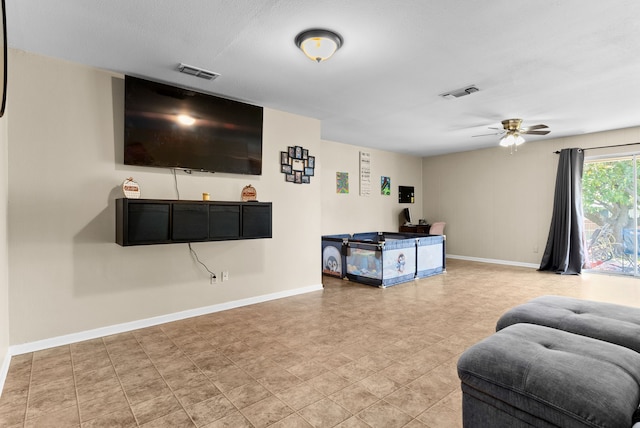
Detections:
308,156,315,168
281,164,292,174
294,171,302,183
302,149,309,160
295,146,303,159
288,146,295,158
280,151,288,165
301,175,310,184
292,159,305,171
285,174,295,182
305,167,314,176
336,172,349,194
381,176,391,195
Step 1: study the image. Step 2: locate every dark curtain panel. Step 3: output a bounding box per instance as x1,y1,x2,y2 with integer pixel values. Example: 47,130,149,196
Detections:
539,148,585,274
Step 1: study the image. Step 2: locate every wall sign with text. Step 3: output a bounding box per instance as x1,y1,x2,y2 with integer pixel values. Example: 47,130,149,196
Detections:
359,151,371,196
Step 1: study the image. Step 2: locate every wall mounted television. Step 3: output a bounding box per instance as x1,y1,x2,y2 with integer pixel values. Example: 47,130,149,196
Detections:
124,75,263,175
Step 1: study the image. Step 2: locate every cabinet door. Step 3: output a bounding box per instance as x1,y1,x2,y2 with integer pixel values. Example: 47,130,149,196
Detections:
242,204,272,238
127,203,170,244
172,204,209,241
209,205,240,239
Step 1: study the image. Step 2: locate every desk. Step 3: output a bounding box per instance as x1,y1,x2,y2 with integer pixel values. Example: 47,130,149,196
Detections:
399,224,430,234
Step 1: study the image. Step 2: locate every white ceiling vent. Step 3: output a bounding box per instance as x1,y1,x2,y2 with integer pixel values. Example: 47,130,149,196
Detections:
177,63,220,80
440,85,479,99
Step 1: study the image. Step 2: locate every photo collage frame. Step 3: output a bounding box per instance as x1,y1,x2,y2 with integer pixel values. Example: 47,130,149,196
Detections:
281,146,315,184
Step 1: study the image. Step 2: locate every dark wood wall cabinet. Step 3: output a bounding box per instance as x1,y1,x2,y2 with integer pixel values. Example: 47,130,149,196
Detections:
116,198,272,246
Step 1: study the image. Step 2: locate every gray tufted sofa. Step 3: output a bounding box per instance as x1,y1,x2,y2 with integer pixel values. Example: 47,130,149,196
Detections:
457,296,640,427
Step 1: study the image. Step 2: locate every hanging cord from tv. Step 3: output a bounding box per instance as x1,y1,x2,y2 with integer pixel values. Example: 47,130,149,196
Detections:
173,169,215,283
188,243,216,283
171,168,194,198
171,168,181,200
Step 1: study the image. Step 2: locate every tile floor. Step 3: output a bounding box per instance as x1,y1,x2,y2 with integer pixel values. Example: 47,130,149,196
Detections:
2,259,640,427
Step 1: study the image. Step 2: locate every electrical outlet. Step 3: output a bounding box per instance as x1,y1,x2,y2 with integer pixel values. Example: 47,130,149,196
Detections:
211,275,217,284
222,271,229,281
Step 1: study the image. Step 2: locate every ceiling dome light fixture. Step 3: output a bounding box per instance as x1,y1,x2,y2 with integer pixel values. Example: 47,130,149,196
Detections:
295,29,343,63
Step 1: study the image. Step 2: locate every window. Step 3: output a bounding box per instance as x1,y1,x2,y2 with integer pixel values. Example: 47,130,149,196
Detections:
583,155,639,275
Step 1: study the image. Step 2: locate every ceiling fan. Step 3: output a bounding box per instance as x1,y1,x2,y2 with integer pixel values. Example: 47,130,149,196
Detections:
474,119,550,148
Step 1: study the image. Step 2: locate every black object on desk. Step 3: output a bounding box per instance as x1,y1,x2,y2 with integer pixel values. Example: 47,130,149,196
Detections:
399,224,430,234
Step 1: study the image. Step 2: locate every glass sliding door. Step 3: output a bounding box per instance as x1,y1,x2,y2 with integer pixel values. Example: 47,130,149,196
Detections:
583,155,639,275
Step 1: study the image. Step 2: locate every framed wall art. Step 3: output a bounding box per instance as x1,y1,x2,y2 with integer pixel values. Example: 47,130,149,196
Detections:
336,172,349,194
281,146,315,184
381,176,391,195
399,185,415,203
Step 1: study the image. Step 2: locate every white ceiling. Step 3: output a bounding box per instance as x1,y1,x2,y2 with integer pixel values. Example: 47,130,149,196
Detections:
6,0,640,156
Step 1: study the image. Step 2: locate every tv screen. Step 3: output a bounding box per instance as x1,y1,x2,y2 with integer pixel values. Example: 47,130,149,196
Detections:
124,75,263,175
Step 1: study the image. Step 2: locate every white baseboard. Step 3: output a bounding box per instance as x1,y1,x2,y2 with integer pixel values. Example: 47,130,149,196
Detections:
8,283,323,356
0,349,10,398
447,254,539,269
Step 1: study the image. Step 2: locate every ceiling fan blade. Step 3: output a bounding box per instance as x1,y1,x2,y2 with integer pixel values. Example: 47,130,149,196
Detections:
522,124,548,131
522,130,550,135
472,132,503,137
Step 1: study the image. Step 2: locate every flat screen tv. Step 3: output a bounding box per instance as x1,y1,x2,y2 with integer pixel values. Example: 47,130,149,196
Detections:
124,75,263,175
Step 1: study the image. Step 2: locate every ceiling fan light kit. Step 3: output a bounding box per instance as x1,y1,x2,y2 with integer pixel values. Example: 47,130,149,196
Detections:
500,119,525,148
499,133,525,147
474,118,550,152
295,29,343,63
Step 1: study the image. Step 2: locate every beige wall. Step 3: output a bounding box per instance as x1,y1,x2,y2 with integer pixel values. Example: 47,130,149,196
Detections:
423,126,640,265
7,50,322,344
0,103,9,380
8,47,640,349
320,139,423,235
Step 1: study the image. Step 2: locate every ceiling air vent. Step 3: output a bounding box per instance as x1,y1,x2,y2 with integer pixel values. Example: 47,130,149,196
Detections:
440,85,479,100
177,63,220,81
